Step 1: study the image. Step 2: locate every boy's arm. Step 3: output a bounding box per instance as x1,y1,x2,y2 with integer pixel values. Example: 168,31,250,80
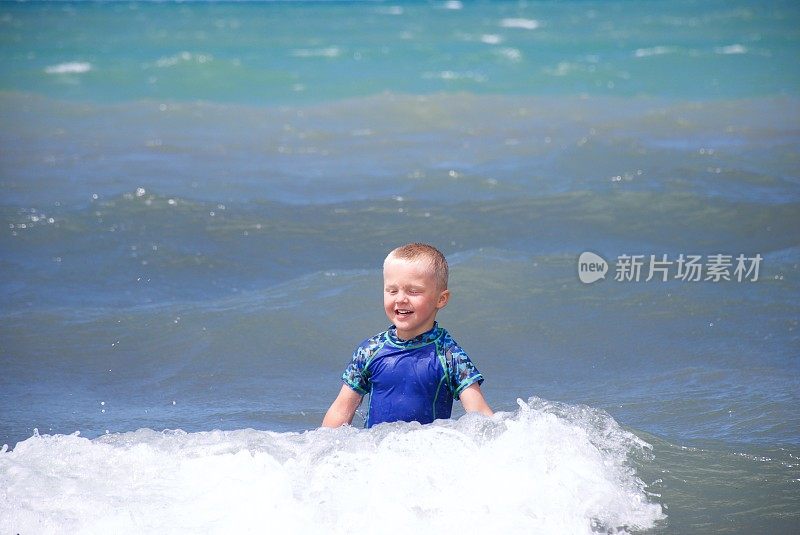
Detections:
321,384,364,427
459,382,494,416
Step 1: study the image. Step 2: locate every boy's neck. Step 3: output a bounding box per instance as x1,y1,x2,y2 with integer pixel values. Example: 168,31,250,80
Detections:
394,321,437,341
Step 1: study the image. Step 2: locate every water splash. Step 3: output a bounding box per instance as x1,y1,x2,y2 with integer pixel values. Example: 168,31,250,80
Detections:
0,398,664,534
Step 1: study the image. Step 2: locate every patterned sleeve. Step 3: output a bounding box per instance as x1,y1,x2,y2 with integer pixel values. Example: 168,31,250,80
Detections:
443,334,484,399
341,335,381,395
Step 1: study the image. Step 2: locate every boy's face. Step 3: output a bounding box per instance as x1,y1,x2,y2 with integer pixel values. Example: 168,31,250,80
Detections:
383,256,449,340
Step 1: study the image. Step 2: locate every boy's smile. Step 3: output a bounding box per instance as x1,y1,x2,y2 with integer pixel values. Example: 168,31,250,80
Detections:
383,256,449,340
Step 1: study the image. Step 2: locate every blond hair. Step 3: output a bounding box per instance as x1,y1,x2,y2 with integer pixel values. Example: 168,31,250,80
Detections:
385,243,449,290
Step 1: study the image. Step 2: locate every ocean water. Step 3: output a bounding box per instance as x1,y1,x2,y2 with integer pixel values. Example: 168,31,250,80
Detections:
1,1,799,533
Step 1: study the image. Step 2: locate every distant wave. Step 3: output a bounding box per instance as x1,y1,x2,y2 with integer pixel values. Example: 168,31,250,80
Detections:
155,52,214,68
714,44,748,55
422,70,487,82
496,47,523,62
376,5,403,16
633,46,677,58
44,62,92,75
291,47,341,58
544,61,579,76
500,18,541,30
634,44,749,58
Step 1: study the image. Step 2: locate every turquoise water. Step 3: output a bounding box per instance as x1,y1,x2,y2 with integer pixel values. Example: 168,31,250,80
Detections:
1,1,799,533
2,0,798,103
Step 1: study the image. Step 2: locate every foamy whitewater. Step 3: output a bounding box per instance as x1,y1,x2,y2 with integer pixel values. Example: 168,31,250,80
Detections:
1,399,662,534
1,1,799,533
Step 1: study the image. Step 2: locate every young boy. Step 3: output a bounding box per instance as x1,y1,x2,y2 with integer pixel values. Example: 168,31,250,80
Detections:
322,243,492,428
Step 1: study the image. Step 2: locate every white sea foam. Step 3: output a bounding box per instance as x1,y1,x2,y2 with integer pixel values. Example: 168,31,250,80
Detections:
377,6,403,16
480,34,503,45
44,62,92,75
634,46,677,58
422,70,488,83
155,51,214,68
0,398,664,534
497,47,523,62
715,44,748,55
544,61,579,76
443,1,463,10
291,47,341,58
500,18,541,30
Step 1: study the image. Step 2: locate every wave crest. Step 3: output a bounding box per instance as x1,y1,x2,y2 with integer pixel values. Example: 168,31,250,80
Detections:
0,398,664,534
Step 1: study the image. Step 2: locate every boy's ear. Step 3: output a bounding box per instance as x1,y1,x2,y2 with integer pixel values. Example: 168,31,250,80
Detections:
436,289,450,309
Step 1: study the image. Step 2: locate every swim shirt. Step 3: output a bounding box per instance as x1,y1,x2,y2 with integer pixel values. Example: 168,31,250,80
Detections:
341,322,483,428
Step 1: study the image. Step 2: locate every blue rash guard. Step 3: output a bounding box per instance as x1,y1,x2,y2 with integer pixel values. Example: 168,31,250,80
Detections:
341,322,484,428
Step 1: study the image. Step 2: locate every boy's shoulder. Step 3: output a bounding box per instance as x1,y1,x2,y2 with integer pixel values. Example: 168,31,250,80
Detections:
356,328,389,349
436,325,457,344
352,329,390,363
431,325,464,354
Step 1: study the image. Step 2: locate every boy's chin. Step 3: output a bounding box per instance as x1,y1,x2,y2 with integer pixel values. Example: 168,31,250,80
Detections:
392,312,418,326
393,321,412,333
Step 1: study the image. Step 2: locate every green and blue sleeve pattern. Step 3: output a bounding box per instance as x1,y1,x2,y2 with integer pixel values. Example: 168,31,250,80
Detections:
341,332,386,395
441,331,484,399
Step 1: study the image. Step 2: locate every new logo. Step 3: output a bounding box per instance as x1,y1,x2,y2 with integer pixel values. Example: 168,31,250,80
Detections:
578,252,608,284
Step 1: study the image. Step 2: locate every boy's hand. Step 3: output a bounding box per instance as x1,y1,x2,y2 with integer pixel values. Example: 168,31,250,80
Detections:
459,383,494,417
322,384,363,427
